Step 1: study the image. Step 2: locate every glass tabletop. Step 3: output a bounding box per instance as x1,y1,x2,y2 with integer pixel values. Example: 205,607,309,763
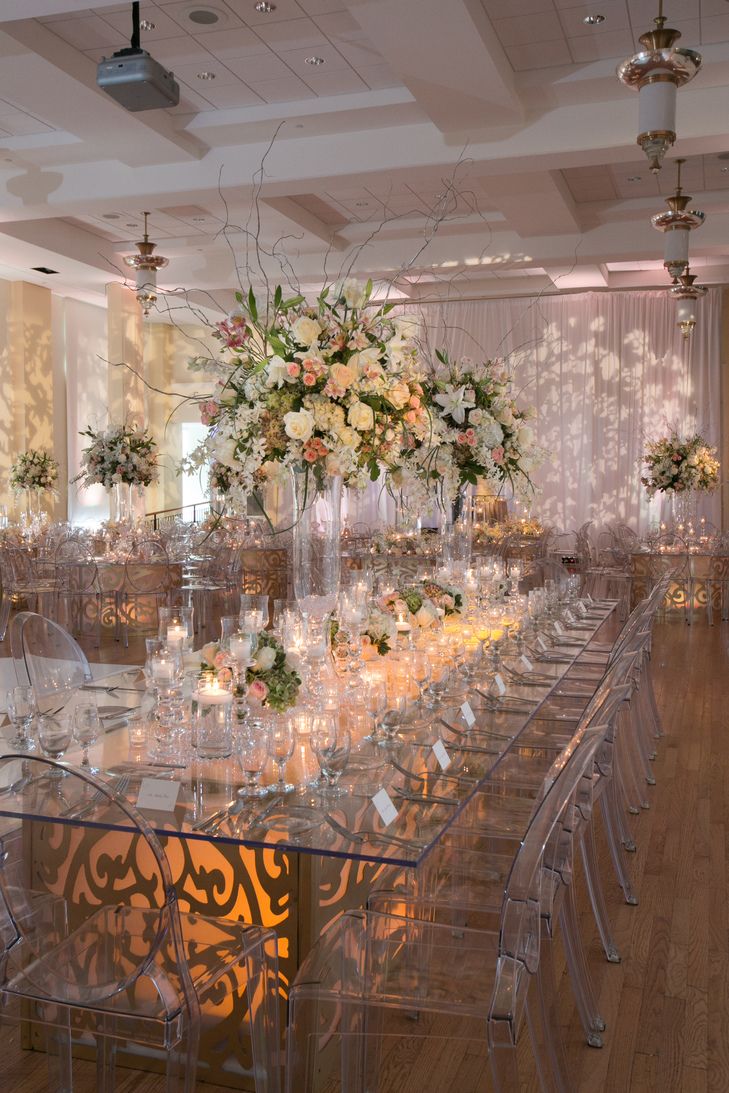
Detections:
0,602,616,867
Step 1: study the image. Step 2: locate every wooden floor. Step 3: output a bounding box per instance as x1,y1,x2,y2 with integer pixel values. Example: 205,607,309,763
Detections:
1,617,726,1091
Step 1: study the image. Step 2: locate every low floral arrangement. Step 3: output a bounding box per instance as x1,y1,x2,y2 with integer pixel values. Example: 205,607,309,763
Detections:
473,517,544,544
200,641,231,677
371,530,439,556
380,587,440,629
10,449,59,493
74,422,159,490
246,631,301,711
641,432,720,496
396,351,543,508
420,579,464,616
361,607,398,656
187,279,429,513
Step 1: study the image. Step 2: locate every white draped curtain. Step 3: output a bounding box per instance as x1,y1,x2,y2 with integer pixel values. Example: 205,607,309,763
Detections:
345,288,722,536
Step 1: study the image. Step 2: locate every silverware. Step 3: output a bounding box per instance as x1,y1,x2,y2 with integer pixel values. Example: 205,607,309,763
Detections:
394,787,458,807
322,813,424,851
64,774,130,821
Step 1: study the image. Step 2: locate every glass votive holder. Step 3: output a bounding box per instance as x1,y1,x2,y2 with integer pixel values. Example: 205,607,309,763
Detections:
158,606,194,651
239,593,269,631
193,676,234,759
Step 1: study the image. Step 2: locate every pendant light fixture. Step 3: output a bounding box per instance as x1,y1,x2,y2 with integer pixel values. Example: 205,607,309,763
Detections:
651,158,705,280
123,212,169,317
670,266,707,339
617,1,701,173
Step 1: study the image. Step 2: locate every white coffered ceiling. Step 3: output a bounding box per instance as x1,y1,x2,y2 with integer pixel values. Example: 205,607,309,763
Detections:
0,0,728,312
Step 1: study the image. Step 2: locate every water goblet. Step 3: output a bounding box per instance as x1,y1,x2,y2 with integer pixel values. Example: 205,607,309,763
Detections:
72,701,101,771
362,674,387,743
267,715,296,794
237,718,270,798
6,686,37,752
37,715,73,769
309,715,350,795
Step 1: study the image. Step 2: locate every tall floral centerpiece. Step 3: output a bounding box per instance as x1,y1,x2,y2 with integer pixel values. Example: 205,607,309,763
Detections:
9,449,59,518
188,278,427,687
74,423,159,522
641,432,720,527
396,351,543,572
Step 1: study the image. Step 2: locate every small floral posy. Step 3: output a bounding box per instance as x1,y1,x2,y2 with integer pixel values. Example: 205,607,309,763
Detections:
641,432,720,497
421,579,465,616
246,630,301,711
10,449,59,493
73,422,159,490
380,587,440,629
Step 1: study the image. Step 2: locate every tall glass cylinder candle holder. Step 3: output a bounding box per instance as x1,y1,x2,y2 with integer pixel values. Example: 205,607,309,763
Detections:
158,606,194,652
193,674,233,759
229,630,257,722
150,649,185,761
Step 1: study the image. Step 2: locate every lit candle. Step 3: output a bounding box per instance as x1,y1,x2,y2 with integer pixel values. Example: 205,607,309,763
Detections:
196,679,233,706
229,633,253,664
151,655,176,683
166,623,186,649
396,611,411,634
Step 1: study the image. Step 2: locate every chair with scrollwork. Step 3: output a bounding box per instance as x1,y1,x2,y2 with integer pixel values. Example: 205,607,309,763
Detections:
0,753,281,1093
118,539,173,646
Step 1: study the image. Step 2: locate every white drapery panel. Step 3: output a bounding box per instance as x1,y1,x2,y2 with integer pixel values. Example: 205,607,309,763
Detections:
405,288,723,535
64,298,110,526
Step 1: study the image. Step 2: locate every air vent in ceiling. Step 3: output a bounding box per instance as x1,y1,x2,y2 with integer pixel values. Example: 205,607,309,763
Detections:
32,266,59,274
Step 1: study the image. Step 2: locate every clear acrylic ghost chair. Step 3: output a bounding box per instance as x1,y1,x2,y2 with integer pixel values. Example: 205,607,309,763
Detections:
9,611,92,714
285,726,607,1093
0,754,281,1093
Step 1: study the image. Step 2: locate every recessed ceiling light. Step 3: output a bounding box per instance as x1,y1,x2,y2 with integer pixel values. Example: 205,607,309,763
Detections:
305,55,325,66
140,19,155,31
189,9,219,24
197,71,216,80
102,213,120,219
583,13,605,24
627,175,642,182
722,167,729,173
255,1,276,11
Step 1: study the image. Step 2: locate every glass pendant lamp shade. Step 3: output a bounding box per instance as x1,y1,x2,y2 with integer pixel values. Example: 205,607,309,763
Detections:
651,158,705,279
123,211,168,318
671,268,707,339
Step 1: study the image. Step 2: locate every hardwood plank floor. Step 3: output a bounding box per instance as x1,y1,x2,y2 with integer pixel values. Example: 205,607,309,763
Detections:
1,617,726,1090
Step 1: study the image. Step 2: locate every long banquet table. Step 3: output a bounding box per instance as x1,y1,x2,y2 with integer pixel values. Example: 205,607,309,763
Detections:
0,600,617,1087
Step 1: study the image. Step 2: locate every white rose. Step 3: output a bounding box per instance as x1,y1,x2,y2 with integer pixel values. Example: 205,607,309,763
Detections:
348,347,380,374
291,315,322,346
469,408,483,425
253,646,276,672
347,401,375,432
517,425,534,448
213,436,238,467
340,278,367,308
497,406,514,427
283,409,315,443
415,605,436,628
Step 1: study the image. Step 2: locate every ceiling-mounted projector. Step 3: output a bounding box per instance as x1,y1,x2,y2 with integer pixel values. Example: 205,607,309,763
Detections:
97,1,179,111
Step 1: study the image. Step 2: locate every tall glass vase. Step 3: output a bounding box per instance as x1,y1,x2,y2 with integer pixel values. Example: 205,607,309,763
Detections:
291,466,342,695
669,490,696,532
113,481,133,523
439,487,473,577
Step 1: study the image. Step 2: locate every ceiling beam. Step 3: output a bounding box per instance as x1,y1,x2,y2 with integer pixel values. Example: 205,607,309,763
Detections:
344,0,523,131
261,198,348,251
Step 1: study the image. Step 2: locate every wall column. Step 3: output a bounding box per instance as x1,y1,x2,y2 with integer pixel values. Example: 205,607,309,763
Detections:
0,281,66,520
106,282,148,519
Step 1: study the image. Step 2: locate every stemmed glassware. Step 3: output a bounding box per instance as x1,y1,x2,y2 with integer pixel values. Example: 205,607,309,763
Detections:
267,715,296,795
309,714,350,795
362,673,387,743
237,717,270,798
37,715,72,772
6,686,37,752
228,630,258,722
72,701,101,771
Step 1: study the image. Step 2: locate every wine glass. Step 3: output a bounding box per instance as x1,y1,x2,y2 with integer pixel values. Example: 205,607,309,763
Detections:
362,674,387,743
72,702,101,771
309,715,350,795
237,718,270,798
6,686,37,752
267,715,296,795
37,715,73,772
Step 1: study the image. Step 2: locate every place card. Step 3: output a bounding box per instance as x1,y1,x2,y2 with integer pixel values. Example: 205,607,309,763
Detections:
371,788,399,827
494,673,507,696
137,777,180,813
575,602,588,618
565,610,576,623
460,701,476,727
432,740,451,770
535,636,548,653
520,654,534,672
553,621,565,636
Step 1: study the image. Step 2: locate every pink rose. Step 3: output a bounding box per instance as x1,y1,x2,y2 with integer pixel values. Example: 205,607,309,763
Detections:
214,651,228,668
287,363,301,378
303,373,317,386
248,679,269,702
492,446,505,464
409,395,421,409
